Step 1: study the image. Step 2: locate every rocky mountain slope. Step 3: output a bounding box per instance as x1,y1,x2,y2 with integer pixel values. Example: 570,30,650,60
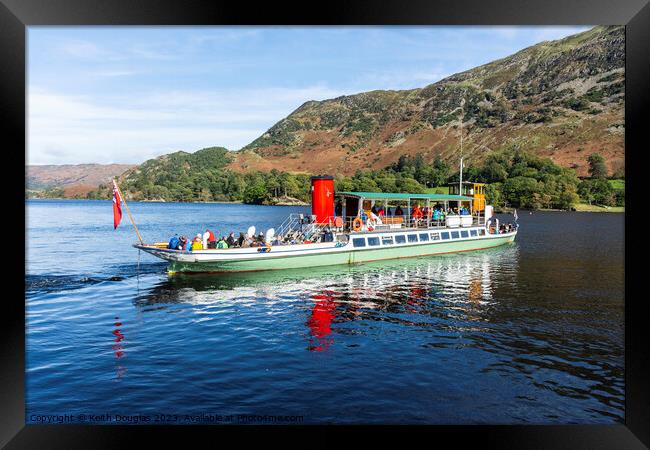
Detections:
230,26,624,177
27,163,136,196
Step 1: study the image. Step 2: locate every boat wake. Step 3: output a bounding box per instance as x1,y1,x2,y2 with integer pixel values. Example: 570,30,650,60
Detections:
26,261,167,295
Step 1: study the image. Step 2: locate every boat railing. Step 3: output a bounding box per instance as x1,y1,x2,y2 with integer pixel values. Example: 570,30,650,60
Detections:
338,213,486,232
276,213,312,237
276,212,488,239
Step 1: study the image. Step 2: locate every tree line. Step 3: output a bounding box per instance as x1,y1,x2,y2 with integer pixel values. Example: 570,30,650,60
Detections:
72,146,623,210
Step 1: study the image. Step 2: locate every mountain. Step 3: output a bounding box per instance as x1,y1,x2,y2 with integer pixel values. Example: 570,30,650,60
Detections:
229,26,624,177
27,163,136,197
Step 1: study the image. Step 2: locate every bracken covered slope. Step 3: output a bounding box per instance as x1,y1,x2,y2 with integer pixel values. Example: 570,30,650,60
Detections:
230,26,624,177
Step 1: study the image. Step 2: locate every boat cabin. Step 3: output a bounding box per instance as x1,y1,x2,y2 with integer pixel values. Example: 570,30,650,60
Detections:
335,191,485,231
448,181,486,212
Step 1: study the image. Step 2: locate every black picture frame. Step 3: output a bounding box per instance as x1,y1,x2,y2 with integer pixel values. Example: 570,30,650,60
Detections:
4,0,648,447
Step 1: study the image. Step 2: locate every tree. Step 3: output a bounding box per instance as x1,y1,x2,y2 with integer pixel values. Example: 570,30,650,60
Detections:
578,178,615,206
243,181,268,204
587,153,608,179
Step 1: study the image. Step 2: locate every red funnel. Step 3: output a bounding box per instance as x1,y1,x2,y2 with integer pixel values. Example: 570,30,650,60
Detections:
310,176,334,224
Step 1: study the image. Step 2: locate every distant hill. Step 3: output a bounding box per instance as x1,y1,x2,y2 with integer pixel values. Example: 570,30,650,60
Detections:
27,163,135,197
117,147,236,201
230,25,624,177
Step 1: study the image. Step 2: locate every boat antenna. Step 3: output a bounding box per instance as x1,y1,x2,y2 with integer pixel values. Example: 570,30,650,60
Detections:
459,96,465,196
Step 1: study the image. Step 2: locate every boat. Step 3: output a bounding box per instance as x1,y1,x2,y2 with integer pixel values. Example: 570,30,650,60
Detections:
134,176,518,274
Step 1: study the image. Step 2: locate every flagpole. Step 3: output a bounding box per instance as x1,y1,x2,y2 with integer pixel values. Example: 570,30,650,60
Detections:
114,178,144,244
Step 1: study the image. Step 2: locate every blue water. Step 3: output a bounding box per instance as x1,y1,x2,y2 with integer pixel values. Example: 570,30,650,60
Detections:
25,200,624,424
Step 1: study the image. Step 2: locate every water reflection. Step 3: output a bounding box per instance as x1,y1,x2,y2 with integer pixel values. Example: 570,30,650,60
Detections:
112,316,127,380
133,246,519,344
307,291,338,352
134,245,517,310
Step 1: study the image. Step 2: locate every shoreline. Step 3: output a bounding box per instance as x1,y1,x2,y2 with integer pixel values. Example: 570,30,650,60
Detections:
27,198,622,212
26,197,310,207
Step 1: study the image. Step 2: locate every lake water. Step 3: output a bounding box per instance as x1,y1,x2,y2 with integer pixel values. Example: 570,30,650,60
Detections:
25,200,624,424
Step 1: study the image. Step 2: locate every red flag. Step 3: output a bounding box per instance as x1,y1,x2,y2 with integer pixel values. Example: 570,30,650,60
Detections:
112,180,122,229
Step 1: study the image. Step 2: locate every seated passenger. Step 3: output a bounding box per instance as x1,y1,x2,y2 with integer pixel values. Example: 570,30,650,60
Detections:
394,206,403,216
216,237,229,249
179,235,188,250
412,204,423,225
226,232,236,248
168,235,180,250
203,229,216,249
322,226,334,242
237,232,245,247
191,234,203,250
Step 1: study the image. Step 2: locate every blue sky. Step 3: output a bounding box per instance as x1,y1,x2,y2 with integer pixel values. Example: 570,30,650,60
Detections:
28,26,590,165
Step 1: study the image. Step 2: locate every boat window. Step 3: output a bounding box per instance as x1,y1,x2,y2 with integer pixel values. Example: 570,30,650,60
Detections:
479,229,486,236
451,231,460,239
408,234,419,243
430,232,440,240
419,233,429,242
352,238,366,248
470,229,477,237
395,235,406,244
367,237,380,246
460,230,469,238
441,232,450,240
382,236,394,245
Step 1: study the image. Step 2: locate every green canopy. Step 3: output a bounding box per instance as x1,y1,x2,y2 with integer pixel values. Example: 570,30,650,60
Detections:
337,191,473,201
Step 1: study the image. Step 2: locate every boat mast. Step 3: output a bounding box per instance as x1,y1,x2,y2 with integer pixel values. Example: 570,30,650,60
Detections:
459,97,465,197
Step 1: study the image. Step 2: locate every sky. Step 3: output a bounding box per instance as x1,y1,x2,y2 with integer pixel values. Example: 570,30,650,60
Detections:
28,26,591,166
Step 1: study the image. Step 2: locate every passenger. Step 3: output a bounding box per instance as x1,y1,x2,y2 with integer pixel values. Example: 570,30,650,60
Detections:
432,208,440,222
205,228,217,249
361,210,369,224
179,235,188,250
191,233,203,251
377,206,385,218
168,234,181,250
322,226,334,242
216,236,229,249
335,200,343,217
412,204,423,222
371,204,378,215
387,207,393,216
257,232,265,244
394,205,404,216
369,210,382,225
241,234,251,248
237,232,245,247
226,232,236,248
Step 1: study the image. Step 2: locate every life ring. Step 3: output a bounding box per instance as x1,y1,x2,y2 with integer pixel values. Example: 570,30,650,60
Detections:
352,217,363,232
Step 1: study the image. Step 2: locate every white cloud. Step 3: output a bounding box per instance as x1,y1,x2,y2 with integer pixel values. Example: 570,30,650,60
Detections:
27,85,348,165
